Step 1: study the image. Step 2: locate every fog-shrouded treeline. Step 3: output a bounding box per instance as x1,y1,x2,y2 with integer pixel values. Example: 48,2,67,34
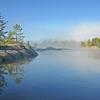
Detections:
81,37,100,48
31,40,81,49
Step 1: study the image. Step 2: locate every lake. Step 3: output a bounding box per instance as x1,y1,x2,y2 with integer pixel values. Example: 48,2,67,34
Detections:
0,49,100,100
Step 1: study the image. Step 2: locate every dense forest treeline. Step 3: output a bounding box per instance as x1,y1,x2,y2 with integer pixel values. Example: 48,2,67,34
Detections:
81,37,100,48
32,40,80,48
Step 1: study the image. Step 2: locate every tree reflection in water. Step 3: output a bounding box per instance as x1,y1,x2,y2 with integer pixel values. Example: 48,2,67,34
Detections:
82,49,100,60
0,58,33,95
0,65,8,95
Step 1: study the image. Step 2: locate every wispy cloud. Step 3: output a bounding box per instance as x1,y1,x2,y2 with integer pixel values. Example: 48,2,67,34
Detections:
69,22,100,41
25,22,100,41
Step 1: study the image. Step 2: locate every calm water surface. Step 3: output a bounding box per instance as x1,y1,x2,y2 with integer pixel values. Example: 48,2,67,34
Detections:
0,49,100,100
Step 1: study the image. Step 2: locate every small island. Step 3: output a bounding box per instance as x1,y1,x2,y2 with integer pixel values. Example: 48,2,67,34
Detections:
0,14,38,63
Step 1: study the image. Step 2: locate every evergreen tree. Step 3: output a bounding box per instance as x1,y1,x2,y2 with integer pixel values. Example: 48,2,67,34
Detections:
0,14,8,45
87,39,92,47
13,24,24,43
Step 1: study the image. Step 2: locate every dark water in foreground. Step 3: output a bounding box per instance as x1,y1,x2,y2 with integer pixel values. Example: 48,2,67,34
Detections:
0,49,100,100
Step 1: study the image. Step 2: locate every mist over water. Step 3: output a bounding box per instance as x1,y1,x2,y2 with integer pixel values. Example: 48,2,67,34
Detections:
0,49,100,100
0,0,100,99
31,40,81,49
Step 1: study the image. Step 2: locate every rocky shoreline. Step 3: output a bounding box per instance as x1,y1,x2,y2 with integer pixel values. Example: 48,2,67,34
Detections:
0,47,38,63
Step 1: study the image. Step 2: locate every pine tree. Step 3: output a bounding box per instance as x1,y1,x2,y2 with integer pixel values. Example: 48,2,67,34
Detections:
0,14,8,45
13,24,24,43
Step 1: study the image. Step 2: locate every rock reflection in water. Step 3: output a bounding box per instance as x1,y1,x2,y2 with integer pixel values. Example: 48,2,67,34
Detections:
0,58,33,95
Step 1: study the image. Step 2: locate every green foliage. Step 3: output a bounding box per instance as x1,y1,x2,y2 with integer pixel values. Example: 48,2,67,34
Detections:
13,24,22,32
3,31,15,45
0,14,8,45
17,32,24,43
7,31,15,40
87,39,92,47
0,13,26,52
81,37,100,48
13,24,24,43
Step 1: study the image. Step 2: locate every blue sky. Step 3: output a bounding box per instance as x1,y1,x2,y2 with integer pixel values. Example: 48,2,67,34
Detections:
0,0,100,41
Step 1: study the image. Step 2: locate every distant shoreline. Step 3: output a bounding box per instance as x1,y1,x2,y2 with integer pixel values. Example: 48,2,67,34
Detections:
81,46,100,49
35,47,72,51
